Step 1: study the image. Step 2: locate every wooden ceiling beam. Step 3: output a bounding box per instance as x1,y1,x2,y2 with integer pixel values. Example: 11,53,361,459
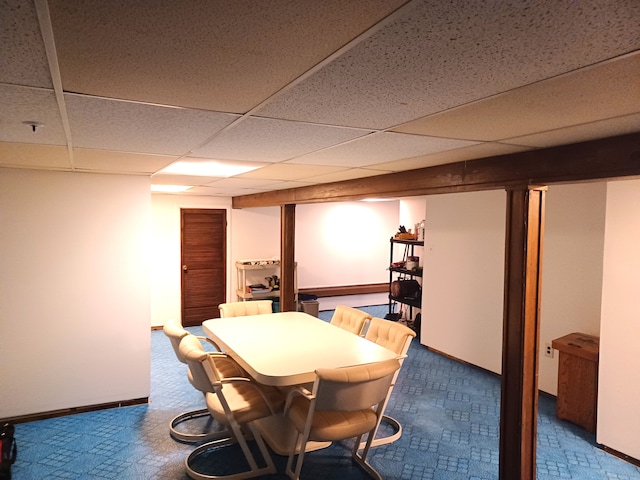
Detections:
232,132,640,208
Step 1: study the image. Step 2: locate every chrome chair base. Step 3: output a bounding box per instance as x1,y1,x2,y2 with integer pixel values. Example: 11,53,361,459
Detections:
170,408,229,443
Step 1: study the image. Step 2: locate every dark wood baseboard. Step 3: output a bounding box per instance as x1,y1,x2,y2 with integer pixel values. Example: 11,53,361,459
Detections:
1,397,149,424
299,283,388,297
600,445,640,468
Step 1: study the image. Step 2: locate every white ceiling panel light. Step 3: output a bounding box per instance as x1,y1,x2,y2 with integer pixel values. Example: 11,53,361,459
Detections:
150,184,193,193
158,159,264,177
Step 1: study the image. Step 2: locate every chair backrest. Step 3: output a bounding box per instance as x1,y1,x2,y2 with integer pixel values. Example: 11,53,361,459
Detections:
364,317,416,357
179,333,218,394
314,358,400,412
329,305,371,335
219,300,273,318
163,318,190,363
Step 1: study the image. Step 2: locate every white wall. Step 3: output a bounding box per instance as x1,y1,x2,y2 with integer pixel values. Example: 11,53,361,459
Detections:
295,201,399,310
597,179,640,460
0,169,151,418
295,201,399,287
421,190,506,373
539,183,606,394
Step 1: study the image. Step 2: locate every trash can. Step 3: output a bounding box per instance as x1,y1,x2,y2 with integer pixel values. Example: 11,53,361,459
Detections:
298,294,319,317
272,299,280,313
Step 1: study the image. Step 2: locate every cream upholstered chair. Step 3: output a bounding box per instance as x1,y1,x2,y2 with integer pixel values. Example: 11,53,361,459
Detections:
163,319,245,442
329,305,371,336
284,358,401,480
218,300,273,318
360,317,416,448
180,334,285,480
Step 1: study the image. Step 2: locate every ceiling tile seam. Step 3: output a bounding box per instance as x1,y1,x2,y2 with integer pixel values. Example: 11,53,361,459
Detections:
62,90,227,112
495,113,640,147
384,50,640,136
35,0,74,170
0,83,54,93
167,0,421,165
244,0,420,118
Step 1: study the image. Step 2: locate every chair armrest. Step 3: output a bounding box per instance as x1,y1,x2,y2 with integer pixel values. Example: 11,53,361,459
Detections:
220,377,283,415
283,385,314,414
197,335,224,352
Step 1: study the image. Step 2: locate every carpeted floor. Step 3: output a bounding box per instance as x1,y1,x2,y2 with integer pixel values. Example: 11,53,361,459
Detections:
10,305,640,479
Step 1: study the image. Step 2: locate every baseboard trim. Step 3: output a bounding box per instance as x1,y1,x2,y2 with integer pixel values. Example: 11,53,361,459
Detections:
599,445,640,468
299,283,388,297
1,397,149,424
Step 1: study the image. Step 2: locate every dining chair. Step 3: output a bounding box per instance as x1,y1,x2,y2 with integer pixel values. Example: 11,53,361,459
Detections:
360,317,416,448
218,300,273,318
163,319,245,443
284,358,401,480
328,305,371,336
179,334,285,480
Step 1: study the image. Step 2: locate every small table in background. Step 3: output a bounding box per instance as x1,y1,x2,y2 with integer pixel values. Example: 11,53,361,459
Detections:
551,332,600,433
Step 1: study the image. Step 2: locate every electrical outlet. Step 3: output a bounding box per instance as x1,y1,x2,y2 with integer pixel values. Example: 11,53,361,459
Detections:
545,343,554,358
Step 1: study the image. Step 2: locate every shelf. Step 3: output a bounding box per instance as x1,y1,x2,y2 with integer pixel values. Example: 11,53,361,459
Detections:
390,237,424,246
388,236,423,318
236,260,280,270
389,266,423,277
389,294,422,308
235,260,297,302
236,289,282,300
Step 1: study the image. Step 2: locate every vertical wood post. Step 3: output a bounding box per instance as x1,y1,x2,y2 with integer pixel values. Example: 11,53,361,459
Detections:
280,204,296,312
500,186,546,480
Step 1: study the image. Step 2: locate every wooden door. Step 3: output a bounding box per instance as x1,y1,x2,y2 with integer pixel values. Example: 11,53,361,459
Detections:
181,209,226,326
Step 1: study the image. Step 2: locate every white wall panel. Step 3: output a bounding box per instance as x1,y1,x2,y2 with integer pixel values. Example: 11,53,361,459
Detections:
0,169,150,418
421,190,505,374
597,179,640,460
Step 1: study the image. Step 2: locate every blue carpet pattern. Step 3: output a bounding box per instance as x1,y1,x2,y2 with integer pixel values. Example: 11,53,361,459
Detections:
10,305,640,479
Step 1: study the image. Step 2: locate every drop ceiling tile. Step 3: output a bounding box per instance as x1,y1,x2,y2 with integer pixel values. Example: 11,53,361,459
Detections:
237,163,348,181
372,142,534,171
505,113,640,148
0,142,71,169
291,132,478,167
0,0,52,88
181,185,265,197
393,54,640,142
73,149,177,174
204,177,287,189
65,94,239,155
259,0,640,129
191,117,372,161
0,85,66,144
304,167,393,184
48,0,407,112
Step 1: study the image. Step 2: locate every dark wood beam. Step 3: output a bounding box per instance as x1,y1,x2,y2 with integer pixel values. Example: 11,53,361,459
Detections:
280,204,296,312
232,132,640,208
500,186,546,480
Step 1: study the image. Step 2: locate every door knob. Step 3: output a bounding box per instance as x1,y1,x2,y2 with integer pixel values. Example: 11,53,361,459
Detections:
183,265,188,272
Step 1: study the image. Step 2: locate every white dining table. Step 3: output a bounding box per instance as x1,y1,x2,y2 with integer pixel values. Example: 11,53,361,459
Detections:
202,311,398,387
202,311,399,454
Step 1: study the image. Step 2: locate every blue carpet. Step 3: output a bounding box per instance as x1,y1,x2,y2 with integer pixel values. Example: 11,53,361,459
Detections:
10,305,640,479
